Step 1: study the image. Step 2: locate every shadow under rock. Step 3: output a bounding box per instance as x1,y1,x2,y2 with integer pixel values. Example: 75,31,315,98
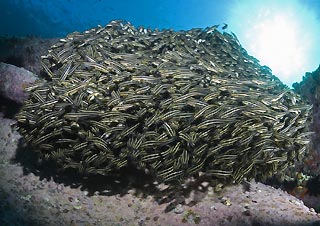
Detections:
12,138,217,211
13,138,156,196
0,95,21,118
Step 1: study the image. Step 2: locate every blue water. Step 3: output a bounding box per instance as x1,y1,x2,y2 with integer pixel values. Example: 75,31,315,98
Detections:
0,0,232,38
1,0,320,86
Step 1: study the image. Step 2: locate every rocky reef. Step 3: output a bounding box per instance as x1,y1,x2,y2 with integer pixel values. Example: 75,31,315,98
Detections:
293,66,320,176
16,20,312,186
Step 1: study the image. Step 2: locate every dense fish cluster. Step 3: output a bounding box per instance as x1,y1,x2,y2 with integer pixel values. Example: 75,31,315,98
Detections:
16,20,312,184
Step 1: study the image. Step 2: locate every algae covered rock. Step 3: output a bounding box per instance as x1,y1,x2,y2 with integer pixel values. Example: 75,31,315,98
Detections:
0,62,38,104
16,20,312,184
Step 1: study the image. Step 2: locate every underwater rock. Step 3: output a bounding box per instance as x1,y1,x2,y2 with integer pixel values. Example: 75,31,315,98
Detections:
0,62,38,104
293,65,320,104
0,37,59,75
293,65,320,175
16,20,312,185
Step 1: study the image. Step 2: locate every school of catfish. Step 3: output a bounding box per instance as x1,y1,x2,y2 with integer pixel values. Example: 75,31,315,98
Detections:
16,20,312,185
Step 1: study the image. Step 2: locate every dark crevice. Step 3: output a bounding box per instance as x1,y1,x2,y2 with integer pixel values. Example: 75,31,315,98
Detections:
0,95,22,118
